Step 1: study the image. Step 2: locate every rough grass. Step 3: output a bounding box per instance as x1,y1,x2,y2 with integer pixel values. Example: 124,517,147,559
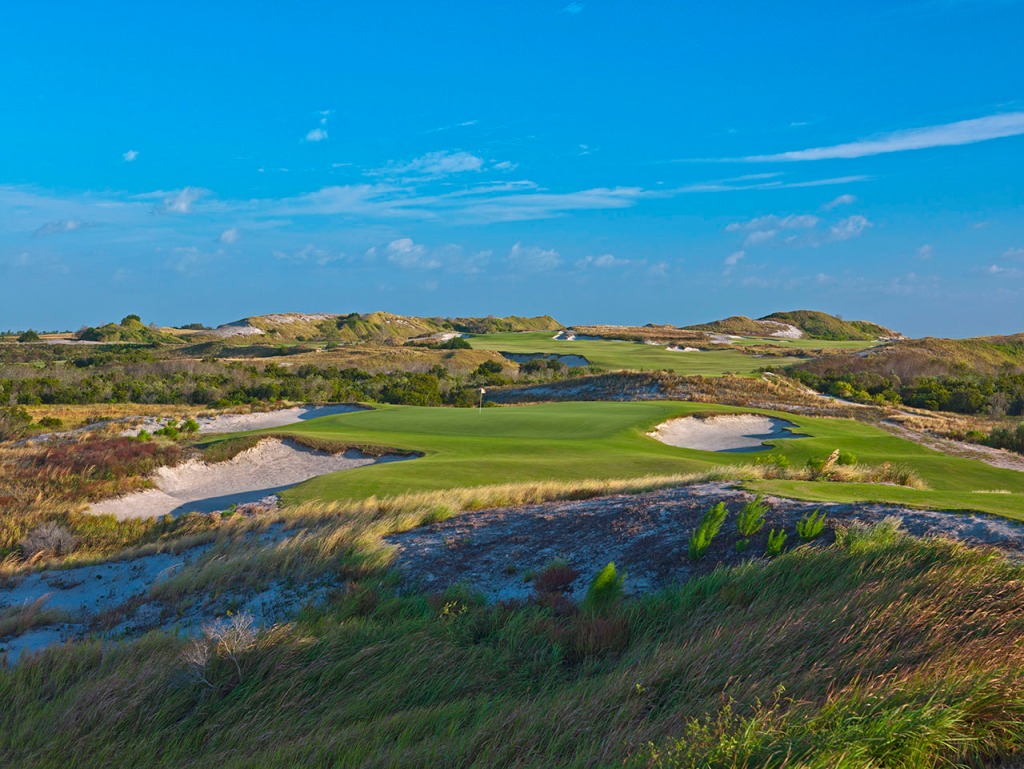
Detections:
4,524,1024,767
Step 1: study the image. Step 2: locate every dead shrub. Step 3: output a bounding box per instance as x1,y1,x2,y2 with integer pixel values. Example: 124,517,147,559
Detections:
20,522,79,558
533,561,580,597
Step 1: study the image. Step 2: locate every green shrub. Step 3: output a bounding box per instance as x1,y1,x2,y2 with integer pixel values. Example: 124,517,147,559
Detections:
765,528,787,557
688,502,728,561
583,562,624,613
17,329,41,343
136,429,152,442
736,494,768,537
735,539,750,554
37,416,64,429
155,422,180,439
181,417,200,434
796,509,827,541
837,450,857,466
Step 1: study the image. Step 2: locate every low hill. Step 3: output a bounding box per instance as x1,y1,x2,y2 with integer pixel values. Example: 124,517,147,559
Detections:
689,310,903,341
202,312,562,344
796,334,1024,381
75,316,180,344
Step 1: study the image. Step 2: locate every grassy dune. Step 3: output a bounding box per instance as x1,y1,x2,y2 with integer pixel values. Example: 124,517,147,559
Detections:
229,401,1024,518
5,525,1024,767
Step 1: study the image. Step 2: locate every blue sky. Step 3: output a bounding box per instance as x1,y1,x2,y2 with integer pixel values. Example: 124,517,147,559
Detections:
2,1,1023,336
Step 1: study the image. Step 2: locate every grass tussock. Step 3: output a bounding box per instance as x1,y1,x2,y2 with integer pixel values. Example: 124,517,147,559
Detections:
4,524,1024,767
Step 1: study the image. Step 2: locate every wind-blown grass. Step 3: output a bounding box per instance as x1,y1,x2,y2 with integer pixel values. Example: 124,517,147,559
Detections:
5,524,1024,767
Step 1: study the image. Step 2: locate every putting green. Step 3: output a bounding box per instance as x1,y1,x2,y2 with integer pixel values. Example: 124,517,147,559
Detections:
467,332,801,375
231,401,1024,519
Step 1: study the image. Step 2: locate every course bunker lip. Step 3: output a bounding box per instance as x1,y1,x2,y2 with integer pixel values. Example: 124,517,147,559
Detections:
648,413,805,452
500,352,591,368
87,438,414,519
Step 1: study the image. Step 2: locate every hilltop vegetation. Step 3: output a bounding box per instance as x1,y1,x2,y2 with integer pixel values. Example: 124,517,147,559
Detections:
203,312,562,345
75,315,180,344
789,334,1024,415
689,310,902,341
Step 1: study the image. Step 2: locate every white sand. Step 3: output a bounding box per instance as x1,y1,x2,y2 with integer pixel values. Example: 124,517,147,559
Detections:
120,404,365,438
666,346,701,352
88,438,410,519
648,414,801,452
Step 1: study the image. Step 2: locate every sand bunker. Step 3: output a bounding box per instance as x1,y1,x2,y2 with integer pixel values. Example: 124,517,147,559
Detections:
119,404,366,438
649,414,803,452
88,438,410,519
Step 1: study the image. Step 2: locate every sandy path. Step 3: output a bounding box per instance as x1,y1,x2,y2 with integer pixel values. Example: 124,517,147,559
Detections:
649,414,804,452
88,438,410,519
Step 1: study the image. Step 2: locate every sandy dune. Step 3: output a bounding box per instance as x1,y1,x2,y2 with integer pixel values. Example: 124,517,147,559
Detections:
88,438,410,519
648,413,803,452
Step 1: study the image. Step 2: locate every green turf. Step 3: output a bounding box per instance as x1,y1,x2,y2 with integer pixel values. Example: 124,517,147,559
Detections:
467,331,802,374
234,401,1024,518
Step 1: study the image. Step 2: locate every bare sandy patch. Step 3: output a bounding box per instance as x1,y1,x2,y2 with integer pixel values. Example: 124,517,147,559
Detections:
88,438,411,519
648,413,802,452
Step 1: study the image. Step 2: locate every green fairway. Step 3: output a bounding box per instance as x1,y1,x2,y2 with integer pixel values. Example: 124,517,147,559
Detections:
467,331,802,374
241,402,1024,518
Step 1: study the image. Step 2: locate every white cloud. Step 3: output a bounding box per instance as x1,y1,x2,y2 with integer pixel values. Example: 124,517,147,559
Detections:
384,150,485,176
737,112,1024,162
563,2,585,13
726,214,819,247
827,215,872,242
160,187,205,214
33,219,88,237
1003,247,1024,261
385,238,440,269
724,250,745,267
509,242,561,271
305,127,329,142
823,194,857,210
122,149,139,162
218,227,241,244
575,253,631,269
674,175,871,194
986,264,1024,277
918,244,933,260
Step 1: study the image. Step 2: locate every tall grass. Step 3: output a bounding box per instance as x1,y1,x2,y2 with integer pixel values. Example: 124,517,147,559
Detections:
4,525,1024,767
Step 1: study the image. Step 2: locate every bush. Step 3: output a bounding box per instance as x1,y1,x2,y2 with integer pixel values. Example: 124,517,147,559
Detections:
533,560,580,597
181,417,200,434
766,528,787,558
20,522,79,558
583,562,624,613
437,337,471,350
0,405,33,441
736,495,768,537
17,329,41,343
688,502,728,560
796,509,827,541
37,416,64,429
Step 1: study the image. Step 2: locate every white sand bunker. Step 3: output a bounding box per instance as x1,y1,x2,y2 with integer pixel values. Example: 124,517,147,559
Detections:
88,438,410,519
649,414,803,452
195,404,365,434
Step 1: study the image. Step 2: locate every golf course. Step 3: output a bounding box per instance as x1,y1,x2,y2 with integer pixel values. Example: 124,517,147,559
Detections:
207,401,1024,519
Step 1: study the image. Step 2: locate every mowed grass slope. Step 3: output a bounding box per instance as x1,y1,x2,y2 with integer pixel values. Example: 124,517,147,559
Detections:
243,402,1024,518
467,331,803,374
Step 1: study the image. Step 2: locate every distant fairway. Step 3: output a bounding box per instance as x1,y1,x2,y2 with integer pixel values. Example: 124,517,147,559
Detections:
467,331,803,375
233,401,1024,519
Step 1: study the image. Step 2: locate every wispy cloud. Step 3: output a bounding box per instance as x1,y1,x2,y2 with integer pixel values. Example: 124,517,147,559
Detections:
158,187,205,214
304,111,330,142
575,253,631,269
735,112,1024,162
726,214,819,246
380,150,486,177
822,193,857,210
33,219,89,237
122,149,139,162
673,175,871,193
918,244,934,260
827,215,872,242
509,242,561,271
218,227,241,244
385,237,440,270
562,2,585,13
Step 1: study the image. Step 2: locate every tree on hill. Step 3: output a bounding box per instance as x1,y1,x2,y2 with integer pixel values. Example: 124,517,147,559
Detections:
17,329,41,343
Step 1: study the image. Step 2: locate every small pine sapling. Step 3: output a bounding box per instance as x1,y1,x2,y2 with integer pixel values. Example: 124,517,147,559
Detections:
766,528,787,558
736,494,768,537
796,509,827,541
688,502,728,561
583,562,625,614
